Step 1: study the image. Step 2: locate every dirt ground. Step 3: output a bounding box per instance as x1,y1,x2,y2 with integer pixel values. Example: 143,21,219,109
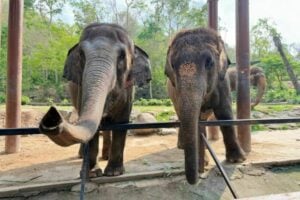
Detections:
0,108,300,199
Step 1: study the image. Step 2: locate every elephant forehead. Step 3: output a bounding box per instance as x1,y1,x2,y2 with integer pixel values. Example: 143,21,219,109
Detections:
178,63,197,77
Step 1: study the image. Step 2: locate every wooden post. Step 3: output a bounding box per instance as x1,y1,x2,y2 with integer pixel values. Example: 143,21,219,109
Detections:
208,0,218,30
207,0,219,140
236,0,251,153
5,0,24,153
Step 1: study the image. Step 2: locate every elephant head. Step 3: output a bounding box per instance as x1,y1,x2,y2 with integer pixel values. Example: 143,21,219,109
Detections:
227,66,266,109
165,28,232,184
131,46,151,87
39,23,138,146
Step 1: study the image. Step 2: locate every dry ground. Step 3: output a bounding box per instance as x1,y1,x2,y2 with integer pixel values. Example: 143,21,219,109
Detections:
0,108,299,199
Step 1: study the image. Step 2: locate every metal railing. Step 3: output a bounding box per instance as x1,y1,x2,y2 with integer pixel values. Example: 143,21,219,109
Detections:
1,117,300,199
1,117,300,136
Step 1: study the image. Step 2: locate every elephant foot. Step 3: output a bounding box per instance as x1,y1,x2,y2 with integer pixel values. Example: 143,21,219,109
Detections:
226,147,246,163
80,168,103,179
104,162,125,176
89,168,103,178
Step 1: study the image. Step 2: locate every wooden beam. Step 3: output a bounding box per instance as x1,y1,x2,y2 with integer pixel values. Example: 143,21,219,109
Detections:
0,169,185,198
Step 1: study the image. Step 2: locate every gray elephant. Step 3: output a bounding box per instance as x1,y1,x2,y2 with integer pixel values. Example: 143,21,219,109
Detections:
208,66,267,140
165,27,245,184
77,45,151,160
227,66,266,109
39,23,151,177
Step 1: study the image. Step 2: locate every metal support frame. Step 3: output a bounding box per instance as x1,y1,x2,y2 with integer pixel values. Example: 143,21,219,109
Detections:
1,118,300,136
1,117,299,199
5,0,24,153
200,133,239,199
236,0,251,153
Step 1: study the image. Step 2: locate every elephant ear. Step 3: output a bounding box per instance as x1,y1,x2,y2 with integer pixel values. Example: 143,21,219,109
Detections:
218,39,231,81
128,45,152,87
63,43,84,85
164,48,176,87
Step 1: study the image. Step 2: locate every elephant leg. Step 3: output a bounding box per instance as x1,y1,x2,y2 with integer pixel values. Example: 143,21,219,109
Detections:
214,109,245,163
207,114,220,141
198,125,209,172
207,126,220,140
104,129,127,176
88,132,102,177
214,81,246,162
101,130,111,160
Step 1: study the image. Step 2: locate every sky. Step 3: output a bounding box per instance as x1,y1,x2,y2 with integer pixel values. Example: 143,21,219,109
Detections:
218,0,300,46
60,0,300,47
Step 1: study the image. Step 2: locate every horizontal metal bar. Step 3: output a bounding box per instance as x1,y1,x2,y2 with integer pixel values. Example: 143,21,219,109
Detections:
101,118,300,131
0,118,300,136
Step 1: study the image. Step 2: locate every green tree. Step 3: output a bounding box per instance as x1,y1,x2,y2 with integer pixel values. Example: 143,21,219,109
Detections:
24,0,35,10
252,18,300,95
23,10,78,101
70,0,106,29
35,0,66,24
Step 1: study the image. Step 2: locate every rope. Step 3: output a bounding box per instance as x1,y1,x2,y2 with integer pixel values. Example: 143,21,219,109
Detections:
80,143,89,200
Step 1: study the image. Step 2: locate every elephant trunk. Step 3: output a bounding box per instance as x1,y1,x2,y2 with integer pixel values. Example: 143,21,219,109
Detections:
40,43,116,146
252,75,266,108
179,88,203,184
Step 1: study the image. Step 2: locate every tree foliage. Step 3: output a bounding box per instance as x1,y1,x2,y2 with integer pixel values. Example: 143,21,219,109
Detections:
251,18,300,95
34,0,66,24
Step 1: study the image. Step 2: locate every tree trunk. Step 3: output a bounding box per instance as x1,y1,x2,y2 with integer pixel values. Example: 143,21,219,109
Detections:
0,0,2,50
273,35,300,95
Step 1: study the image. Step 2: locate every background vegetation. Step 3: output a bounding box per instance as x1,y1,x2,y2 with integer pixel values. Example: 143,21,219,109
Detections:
0,0,300,105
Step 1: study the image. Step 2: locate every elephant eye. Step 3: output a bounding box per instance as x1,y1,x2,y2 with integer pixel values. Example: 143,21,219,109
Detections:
205,57,214,69
118,49,126,60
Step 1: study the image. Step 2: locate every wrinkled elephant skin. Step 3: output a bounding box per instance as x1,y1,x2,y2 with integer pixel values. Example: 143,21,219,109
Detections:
208,66,267,140
39,23,151,177
165,28,246,184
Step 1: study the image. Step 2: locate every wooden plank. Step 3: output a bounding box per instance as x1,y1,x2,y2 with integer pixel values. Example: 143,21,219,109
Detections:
238,191,300,200
91,169,185,184
0,169,185,198
250,158,300,167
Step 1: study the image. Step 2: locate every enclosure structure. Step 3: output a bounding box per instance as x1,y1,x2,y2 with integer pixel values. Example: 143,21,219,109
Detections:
235,0,251,153
5,0,23,153
1,0,300,199
208,0,251,152
4,0,251,155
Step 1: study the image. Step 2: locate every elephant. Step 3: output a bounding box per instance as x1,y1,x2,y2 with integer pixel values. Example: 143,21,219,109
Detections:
39,23,151,177
227,66,266,109
77,45,151,160
207,66,266,140
165,27,246,184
